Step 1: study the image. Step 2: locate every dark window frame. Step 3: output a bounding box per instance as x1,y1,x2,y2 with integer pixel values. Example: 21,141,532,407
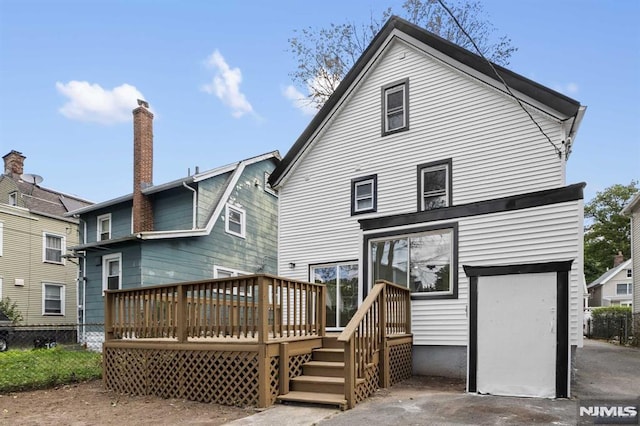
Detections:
417,158,452,211
363,222,458,300
381,78,410,136
351,174,378,215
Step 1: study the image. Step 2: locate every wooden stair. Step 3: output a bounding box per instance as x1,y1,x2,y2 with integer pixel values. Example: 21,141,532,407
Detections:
277,336,361,410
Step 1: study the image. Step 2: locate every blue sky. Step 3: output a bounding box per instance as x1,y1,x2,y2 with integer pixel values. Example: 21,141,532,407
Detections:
1,0,638,204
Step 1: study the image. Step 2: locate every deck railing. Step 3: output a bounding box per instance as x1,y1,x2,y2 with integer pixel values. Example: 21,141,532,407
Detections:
337,280,411,408
104,274,326,343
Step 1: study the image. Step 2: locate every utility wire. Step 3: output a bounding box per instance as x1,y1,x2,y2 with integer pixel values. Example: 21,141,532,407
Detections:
436,0,564,159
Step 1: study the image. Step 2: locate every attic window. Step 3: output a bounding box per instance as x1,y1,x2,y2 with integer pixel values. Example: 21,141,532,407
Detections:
8,192,17,206
382,78,409,135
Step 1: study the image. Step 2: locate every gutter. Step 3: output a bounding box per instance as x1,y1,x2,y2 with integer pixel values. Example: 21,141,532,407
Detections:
182,182,197,229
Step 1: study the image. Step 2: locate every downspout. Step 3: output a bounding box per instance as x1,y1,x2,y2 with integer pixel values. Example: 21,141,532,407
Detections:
183,182,197,229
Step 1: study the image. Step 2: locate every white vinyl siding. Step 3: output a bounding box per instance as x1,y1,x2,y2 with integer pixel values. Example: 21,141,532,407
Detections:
276,39,581,347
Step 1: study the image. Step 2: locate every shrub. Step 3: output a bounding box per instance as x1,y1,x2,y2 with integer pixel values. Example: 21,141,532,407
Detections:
590,306,632,343
0,297,23,324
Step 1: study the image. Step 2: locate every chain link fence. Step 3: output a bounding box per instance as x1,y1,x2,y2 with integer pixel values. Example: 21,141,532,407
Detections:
0,323,104,393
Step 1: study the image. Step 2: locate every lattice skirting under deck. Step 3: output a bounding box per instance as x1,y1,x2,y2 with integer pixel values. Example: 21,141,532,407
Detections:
389,341,413,385
104,347,262,406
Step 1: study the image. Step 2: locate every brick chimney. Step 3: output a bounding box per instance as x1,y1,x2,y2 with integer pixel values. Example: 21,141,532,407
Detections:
132,100,154,233
3,150,26,177
613,251,624,267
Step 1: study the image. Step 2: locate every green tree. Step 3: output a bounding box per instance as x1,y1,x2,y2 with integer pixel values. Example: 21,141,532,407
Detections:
584,181,638,283
0,297,23,324
289,0,517,108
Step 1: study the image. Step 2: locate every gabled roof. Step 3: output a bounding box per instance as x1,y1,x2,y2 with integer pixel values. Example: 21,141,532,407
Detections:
621,191,640,215
587,259,632,289
1,174,93,218
269,15,584,187
68,151,280,248
67,151,280,217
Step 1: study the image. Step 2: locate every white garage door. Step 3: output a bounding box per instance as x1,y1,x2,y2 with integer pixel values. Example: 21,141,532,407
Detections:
476,272,557,398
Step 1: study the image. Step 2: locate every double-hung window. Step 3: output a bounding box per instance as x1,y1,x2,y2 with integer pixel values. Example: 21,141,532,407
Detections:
43,233,65,264
627,269,633,278
382,79,409,135
351,175,377,215
43,283,64,315
418,159,451,211
102,253,122,293
225,204,246,238
97,214,111,241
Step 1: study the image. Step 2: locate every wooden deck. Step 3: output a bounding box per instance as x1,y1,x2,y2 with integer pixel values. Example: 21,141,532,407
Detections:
102,275,412,409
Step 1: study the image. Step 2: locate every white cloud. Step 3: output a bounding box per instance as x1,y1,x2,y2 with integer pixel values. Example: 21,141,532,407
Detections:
283,85,317,116
56,81,145,124
202,50,254,118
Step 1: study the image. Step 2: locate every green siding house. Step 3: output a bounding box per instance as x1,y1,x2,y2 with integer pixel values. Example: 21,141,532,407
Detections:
67,103,279,345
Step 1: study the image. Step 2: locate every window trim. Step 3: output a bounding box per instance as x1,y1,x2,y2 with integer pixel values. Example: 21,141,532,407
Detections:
0,221,3,257
213,265,250,278
616,283,632,296
97,213,112,241
42,232,65,265
417,158,452,211
351,174,377,215
225,204,246,238
381,78,410,136
363,222,458,300
42,282,65,316
102,253,122,294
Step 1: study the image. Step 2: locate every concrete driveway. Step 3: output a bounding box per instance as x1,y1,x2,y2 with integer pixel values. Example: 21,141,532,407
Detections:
228,339,640,425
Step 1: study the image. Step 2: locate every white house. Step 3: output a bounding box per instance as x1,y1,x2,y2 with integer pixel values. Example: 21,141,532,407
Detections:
269,16,586,398
587,258,633,307
622,192,640,341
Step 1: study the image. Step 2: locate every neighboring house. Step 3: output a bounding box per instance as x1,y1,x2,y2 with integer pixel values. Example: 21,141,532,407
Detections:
0,150,92,326
622,191,640,339
587,258,633,307
269,16,586,398
67,103,280,339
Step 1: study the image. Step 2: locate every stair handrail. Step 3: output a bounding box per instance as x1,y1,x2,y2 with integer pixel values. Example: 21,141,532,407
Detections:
337,280,410,408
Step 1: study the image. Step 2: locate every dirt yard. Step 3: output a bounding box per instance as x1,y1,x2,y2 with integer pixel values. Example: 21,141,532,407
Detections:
0,380,257,425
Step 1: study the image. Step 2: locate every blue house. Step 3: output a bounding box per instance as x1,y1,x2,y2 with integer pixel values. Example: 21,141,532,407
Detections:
68,102,280,343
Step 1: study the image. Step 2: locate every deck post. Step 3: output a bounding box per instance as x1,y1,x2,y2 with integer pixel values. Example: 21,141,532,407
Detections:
405,288,411,334
258,275,269,344
279,342,290,395
104,291,114,341
319,286,326,337
344,339,356,409
379,285,390,388
176,284,187,343
258,343,270,407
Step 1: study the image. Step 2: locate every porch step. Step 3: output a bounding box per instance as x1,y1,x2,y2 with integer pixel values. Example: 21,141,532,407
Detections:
277,391,347,410
303,361,345,377
322,336,343,349
291,375,345,394
313,348,344,362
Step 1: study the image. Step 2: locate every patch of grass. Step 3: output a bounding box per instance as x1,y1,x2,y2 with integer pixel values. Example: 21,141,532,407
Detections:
0,346,102,393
